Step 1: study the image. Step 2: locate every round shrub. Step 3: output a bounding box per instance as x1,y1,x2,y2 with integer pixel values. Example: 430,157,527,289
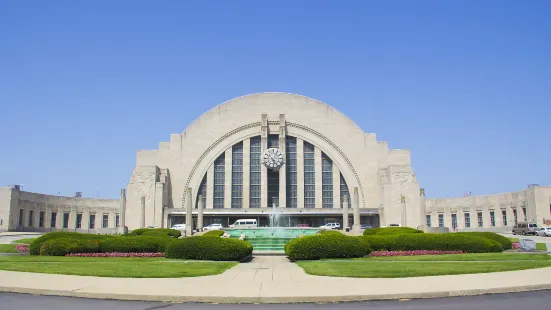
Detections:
128,228,181,238
165,236,253,261
30,232,113,255
99,236,171,253
285,234,372,260
202,230,225,237
363,227,423,236
40,238,99,256
455,232,512,250
363,233,503,253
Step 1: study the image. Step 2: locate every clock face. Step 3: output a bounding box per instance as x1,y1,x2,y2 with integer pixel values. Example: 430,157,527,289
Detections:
263,148,284,170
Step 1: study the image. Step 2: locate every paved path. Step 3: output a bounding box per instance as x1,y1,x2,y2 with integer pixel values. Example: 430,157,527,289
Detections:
3,256,551,303
0,233,41,244
1,290,551,309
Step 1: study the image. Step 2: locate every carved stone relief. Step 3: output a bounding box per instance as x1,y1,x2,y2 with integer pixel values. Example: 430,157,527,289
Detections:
130,171,156,203
392,171,412,204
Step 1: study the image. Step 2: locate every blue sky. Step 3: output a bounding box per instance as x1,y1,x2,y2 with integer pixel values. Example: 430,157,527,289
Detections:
1,1,549,199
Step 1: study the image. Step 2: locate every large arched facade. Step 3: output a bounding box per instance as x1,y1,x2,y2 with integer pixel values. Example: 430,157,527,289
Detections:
125,93,422,230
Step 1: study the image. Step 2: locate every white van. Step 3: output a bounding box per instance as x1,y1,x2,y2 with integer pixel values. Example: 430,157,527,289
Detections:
229,219,258,228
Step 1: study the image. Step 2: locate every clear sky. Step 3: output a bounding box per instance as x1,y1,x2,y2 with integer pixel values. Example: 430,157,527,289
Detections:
1,1,549,199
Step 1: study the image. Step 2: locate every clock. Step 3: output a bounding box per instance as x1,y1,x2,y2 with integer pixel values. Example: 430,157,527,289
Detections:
263,148,284,170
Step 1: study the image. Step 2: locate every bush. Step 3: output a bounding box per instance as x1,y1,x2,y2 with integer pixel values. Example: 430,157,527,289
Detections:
318,230,343,235
128,228,181,238
454,232,513,250
285,234,372,260
202,230,224,237
99,236,172,253
165,236,252,261
40,238,100,256
363,233,503,253
363,227,424,236
30,232,113,255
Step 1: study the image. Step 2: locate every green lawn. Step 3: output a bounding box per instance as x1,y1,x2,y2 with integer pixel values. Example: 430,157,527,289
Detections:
0,256,238,278
12,238,36,244
297,253,551,278
0,244,18,253
537,243,548,251
360,253,551,261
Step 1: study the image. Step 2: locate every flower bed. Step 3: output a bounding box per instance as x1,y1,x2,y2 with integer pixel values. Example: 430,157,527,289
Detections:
512,242,520,249
370,250,464,257
65,252,164,257
15,244,29,253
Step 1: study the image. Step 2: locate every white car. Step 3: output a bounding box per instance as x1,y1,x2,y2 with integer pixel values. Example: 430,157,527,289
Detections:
536,227,551,237
171,224,186,230
320,223,341,230
203,224,223,231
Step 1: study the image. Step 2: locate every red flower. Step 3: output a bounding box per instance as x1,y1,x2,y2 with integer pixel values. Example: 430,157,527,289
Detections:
371,250,464,257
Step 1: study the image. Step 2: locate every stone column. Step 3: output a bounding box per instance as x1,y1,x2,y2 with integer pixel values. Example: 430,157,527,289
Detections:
45,204,52,229
119,189,127,234
517,201,526,222
457,209,464,230
69,206,77,230
224,148,232,209
444,207,451,229
82,208,90,231
296,138,304,208
419,188,426,227
140,197,146,228
332,163,341,209
482,204,491,228
56,206,64,229
185,187,193,236
197,195,204,231
278,115,286,208
314,147,322,208
507,206,515,227
342,194,349,229
242,138,251,208
206,165,214,209
154,183,164,227
378,205,386,227
352,187,361,233
400,195,407,227
494,208,503,228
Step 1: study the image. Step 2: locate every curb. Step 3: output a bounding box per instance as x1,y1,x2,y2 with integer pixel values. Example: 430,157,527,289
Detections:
1,284,551,303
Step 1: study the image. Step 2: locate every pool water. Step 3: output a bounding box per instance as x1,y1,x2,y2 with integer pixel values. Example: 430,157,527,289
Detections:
225,228,320,252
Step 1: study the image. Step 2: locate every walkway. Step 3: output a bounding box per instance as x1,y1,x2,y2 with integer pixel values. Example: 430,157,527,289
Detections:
2,256,551,303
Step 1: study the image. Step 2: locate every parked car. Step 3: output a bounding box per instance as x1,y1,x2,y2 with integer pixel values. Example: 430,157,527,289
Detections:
229,219,258,228
536,227,551,237
203,223,223,231
360,224,372,229
296,224,310,228
381,224,401,228
171,224,186,230
513,222,538,235
320,223,340,230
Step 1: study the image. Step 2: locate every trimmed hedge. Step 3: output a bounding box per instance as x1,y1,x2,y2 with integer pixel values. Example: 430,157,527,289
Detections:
363,233,503,253
40,238,100,256
165,236,252,261
363,227,424,236
318,230,343,235
202,230,225,237
30,232,113,255
99,236,172,253
285,234,372,260
128,228,181,238
454,232,513,250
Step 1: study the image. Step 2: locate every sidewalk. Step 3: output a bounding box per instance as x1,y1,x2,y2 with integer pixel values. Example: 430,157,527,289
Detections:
2,256,551,303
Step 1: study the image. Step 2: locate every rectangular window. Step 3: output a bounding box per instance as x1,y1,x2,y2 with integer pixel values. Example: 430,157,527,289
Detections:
102,214,109,228
426,214,431,227
116,214,120,228
18,209,23,226
196,176,207,208
249,137,261,208
522,206,527,221
477,212,483,227
321,153,333,208
63,212,69,228
28,210,34,227
213,154,225,209
76,213,82,229
267,134,279,148
51,212,57,228
464,213,470,228
490,211,495,226
304,142,315,208
286,137,297,208
438,214,444,227
451,214,457,229
340,174,351,209
39,211,44,227
513,209,518,225
267,170,280,207
89,214,96,229
502,210,507,226
231,142,243,208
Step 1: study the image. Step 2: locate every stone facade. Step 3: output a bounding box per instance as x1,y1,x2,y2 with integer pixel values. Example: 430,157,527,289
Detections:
1,93,550,233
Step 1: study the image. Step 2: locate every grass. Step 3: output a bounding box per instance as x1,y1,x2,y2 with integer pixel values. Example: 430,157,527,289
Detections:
537,243,548,251
0,244,18,253
12,238,36,244
0,256,238,278
359,253,551,261
297,253,551,278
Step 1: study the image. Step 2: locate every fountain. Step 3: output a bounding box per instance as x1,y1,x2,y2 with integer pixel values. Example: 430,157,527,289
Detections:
224,203,320,253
